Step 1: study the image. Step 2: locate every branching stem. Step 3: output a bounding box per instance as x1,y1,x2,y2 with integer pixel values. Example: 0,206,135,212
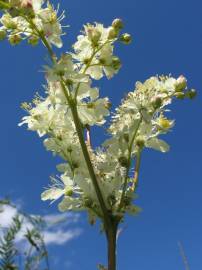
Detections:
119,117,142,210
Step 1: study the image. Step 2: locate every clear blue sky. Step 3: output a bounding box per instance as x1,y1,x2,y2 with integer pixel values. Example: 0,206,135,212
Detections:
1,0,202,269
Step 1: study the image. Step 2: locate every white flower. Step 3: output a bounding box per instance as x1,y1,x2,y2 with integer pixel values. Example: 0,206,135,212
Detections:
0,0,65,48
72,23,121,80
34,4,64,48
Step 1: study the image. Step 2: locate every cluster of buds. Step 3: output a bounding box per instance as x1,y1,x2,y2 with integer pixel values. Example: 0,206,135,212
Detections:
72,19,133,80
108,18,132,44
174,75,197,100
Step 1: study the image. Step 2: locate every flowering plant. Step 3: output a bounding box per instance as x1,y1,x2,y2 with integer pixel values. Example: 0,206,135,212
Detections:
0,1,196,269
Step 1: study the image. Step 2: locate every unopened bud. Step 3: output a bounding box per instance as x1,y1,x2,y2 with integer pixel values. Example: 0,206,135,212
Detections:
28,36,39,46
104,101,112,109
108,26,118,39
111,56,121,70
108,194,116,206
84,197,93,208
0,29,6,41
56,69,65,77
175,75,187,92
120,33,132,44
123,196,131,206
186,89,197,99
118,156,128,167
72,161,79,169
99,58,106,65
151,96,162,109
87,102,95,109
136,137,145,148
175,92,185,99
67,146,72,153
65,188,73,196
9,34,21,45
112,18,124,30
123,133,129,142
65,79,73,86
83,58,91,65
8,7,21,18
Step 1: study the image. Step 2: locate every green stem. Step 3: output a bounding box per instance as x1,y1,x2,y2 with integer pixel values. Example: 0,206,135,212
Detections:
131,148,142,191
106,221,118,270
0,0,11,9
21,19,118,265
74,40,111,98
60,81,111,229
26,18,56,61
118,117,142,210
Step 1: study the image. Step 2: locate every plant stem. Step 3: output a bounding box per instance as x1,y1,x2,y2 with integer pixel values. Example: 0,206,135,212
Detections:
119,117,142,210
131,148,142,191
25,20,119,267
60,81,111,229
27,20,111,227
69,100,112,228
106,221,118,270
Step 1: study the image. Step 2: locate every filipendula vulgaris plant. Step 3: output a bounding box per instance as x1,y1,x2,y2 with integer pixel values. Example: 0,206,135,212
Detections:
0,1,197,269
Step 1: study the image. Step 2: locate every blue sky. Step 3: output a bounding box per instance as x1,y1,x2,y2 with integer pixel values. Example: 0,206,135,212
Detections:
1,0,202,269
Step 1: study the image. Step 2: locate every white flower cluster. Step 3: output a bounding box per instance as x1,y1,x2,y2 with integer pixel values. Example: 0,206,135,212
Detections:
17,18,136,221
72,22,122,80
105,76,196,158
0,1,196,223
0,0,64,47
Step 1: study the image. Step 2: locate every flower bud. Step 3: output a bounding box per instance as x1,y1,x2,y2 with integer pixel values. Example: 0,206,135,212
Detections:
108,194,116,206
118,156,128,167
104,101,112,109
99,58,106,65
65,79,73,86
123,133,129,142
111,56,121,70
175,92,185,99
72,161,79,169
65,188,73,197
83,57,91,65
9,34,22,45
28,36,39,46
0,29,6,41
151,96,162,109
108,26,118,39
186,89,197,99
175,75,187,92
8,7,21,18
136,137,145,148
67,146,72,153
87,102,95,109
83,197,93,208
112,18,124,30
123,196,131,206
120,33,132,44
